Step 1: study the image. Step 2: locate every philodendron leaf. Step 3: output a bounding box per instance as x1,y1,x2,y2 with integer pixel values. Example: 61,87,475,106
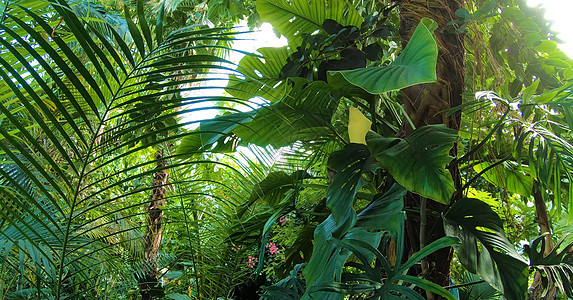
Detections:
308,209,458,300
302,184,406,300
326,144,378,231
256,0,362,46
367,125,457,204
444,198,529,300
355,184,406,236
329,18,438,94
524,234,573,298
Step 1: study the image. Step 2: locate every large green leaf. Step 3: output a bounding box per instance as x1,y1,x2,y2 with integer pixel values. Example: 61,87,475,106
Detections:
302,216,380,300
354,184,406,236
444,198,529,300
226,47,291,102
256,0,362,45
473,161,533,197
302,184,406,300
524,235,573,298
328,18,438,94
307,215,459,300
300,144,398,298
367,125,457,204
325,144,378,231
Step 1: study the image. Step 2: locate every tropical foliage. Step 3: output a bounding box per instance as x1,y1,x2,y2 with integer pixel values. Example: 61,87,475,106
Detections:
0,0,572,299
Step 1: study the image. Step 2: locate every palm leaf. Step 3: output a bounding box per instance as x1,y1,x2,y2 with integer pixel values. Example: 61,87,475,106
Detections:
226,46,291,102
0,0,248,297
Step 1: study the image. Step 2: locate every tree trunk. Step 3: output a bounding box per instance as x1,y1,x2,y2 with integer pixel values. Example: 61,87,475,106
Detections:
527,180,556,299
398,0,465,297
139,151,169,300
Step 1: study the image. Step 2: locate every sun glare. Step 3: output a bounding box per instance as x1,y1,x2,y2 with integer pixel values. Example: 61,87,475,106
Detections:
527,0,573,58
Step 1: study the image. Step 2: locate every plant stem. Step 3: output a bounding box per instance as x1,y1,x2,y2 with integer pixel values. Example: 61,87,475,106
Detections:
444,280,485,290
419,197,432,300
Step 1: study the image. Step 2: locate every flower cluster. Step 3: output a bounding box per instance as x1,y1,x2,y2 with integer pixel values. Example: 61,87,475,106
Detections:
279,215,291,223
231,245,243,252
266,242,280,254
246,255,258,268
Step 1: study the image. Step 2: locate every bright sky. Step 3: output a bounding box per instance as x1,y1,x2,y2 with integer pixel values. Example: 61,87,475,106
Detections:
182,22,286,129
527,0,573,58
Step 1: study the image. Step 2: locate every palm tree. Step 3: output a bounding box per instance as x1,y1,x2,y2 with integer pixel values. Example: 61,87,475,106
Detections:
0,0,247,298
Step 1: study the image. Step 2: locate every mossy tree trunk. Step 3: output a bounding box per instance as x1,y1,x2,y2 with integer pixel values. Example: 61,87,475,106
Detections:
398,0,465,297
140,152,169,300
527,181,556,299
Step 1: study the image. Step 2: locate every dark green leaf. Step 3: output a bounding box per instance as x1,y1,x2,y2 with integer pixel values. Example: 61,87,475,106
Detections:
367,125,457,204
524,235,573,298
444,198,529,300
329,18,438,94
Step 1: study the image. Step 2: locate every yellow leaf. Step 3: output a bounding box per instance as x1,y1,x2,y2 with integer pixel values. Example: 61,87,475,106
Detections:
348,107,371,144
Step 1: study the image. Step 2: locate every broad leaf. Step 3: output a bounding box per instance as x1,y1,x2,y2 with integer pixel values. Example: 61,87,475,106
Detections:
367,125,457,204
308,216,459,300
355,184,406,235
524,235,573,298
302,184,406,299
473,161,533,197
226,47,291,102
256,0,363,45
329,18,438,94
325,144,378,231
444,198,529,300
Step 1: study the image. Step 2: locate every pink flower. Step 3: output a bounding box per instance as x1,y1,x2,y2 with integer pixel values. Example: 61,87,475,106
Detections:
266,242,280,254
246,255,258,268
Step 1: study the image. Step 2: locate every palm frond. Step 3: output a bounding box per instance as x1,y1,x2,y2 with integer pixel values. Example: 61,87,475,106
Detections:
0,0,254,297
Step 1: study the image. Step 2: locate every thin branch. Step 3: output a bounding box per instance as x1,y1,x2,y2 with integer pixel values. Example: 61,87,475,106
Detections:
444,280,486,290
